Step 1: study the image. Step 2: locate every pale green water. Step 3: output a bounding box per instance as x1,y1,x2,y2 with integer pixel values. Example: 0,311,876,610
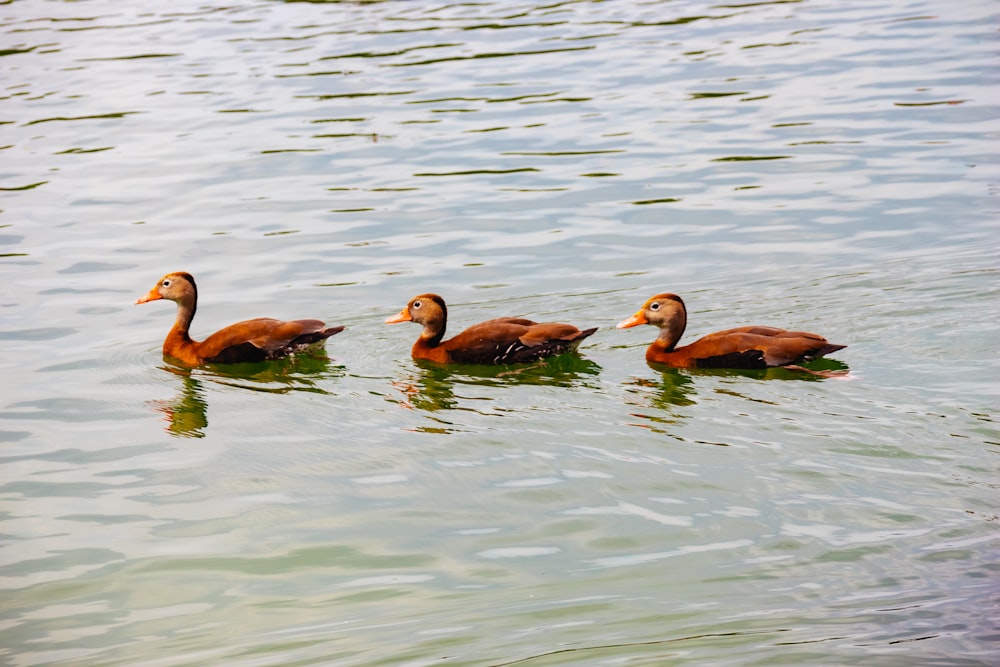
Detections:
1,1,998,665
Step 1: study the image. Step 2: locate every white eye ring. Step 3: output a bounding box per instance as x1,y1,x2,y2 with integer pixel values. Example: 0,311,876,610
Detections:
649,302,660,311
412,301,421,309
162,279,171,287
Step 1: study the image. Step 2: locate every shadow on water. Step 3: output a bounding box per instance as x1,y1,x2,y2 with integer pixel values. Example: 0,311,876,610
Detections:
149,354,344,438
390,354,602,418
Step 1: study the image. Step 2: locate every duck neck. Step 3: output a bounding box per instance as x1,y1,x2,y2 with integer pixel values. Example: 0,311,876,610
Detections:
655,308,686,352
168,297,196,345
420,314,446,349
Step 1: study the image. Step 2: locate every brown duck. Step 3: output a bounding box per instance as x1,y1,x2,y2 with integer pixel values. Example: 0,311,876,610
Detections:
136,271,343,366
617,292,845,369
385,293,596,364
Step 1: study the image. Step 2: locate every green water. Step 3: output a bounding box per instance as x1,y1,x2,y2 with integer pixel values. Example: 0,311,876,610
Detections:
1,1,998,665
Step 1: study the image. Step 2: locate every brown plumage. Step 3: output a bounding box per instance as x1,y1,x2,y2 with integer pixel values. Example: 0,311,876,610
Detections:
136,271,343,366
385,293,597,365
616,292,845,369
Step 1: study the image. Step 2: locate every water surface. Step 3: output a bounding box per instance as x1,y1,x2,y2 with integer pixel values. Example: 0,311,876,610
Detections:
1,1,998,665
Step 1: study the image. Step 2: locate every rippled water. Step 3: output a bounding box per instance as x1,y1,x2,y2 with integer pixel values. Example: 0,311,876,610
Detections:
2,1,998,665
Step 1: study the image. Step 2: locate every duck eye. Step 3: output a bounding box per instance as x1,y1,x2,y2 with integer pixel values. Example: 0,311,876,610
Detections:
649,302,660,311
412,300,421,309
162,279,171,287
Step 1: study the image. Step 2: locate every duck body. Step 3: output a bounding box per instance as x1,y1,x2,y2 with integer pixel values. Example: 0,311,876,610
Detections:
137,272,343,366
617,293,845,369
386,294,596,365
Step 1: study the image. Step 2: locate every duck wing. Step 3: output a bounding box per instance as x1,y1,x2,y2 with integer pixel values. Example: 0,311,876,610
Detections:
692,327,843,367
445,320,596,365
200,318,343,363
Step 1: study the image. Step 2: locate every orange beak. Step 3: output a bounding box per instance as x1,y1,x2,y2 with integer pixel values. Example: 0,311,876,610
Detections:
385,308,412,324
616,310,647,329
135,287,163,305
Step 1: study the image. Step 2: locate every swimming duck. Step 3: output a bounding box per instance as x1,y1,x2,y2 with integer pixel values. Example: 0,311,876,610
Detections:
617,293,845,369
385,293,596,364
136,271,343,366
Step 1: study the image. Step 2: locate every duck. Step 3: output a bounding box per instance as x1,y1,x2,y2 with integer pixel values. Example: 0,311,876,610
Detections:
136,271,344,366
385,293,597,365
616,293,845,369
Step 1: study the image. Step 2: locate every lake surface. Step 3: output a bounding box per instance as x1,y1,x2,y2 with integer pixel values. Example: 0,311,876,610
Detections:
2,0,998,665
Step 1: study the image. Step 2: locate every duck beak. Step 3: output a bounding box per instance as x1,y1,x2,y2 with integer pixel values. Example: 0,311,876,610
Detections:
616,310,647,329
135,288,162,305
385,308,411,324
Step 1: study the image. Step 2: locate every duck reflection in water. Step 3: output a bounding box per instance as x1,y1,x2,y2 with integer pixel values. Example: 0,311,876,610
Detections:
625,360,852,435
150,354,342,437
149,367,209,438
391,355,603,415
626,367,697,409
